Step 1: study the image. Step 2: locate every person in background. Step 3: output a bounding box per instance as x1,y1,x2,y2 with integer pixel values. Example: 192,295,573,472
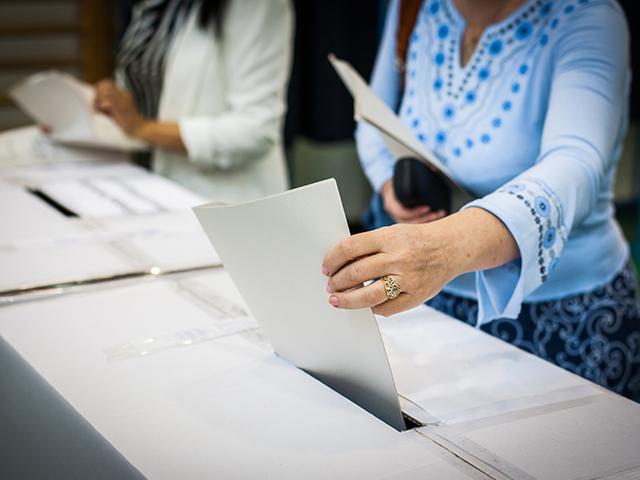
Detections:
94,0,292,202
323,0,640,401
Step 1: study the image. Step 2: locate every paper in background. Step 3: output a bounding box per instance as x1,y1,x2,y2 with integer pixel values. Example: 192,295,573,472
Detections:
329,55,473,209
194,179,406,431
9,71,146,152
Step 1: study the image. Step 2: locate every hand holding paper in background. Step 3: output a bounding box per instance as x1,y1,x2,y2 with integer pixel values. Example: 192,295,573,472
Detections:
328,54,473,211
9,72,147,152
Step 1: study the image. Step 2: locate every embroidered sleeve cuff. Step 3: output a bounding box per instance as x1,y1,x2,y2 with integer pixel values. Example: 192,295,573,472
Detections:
463,179,567,326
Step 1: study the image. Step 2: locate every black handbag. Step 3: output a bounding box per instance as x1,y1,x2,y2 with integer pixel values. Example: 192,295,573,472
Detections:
392,157,451,213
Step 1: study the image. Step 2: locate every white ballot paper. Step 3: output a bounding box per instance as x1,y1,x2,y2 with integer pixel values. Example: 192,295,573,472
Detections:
194,179,406,431
329,54,473,208
9,71,146,152
0,126,129,167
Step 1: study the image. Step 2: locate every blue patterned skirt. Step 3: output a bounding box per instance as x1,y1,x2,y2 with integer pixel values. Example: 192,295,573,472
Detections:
427,261,640,402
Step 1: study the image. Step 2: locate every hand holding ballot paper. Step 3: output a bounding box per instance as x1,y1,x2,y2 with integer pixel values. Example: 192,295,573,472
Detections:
194,180,408,431
9,71,147,152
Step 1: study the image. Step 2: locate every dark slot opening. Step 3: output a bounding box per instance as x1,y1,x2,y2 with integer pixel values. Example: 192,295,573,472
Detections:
402,412,423,430
27,188,79,218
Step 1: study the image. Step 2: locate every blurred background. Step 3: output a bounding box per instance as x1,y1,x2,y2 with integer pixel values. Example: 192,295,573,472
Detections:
0,0,637,270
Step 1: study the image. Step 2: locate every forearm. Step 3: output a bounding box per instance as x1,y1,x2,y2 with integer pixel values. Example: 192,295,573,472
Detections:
133,120,187,154
434,207,519,278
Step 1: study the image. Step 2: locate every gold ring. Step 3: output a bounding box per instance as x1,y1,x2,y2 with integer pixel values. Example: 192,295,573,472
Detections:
382,275,401,300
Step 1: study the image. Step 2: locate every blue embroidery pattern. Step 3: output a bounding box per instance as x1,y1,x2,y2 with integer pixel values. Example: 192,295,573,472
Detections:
499,178,567,283
402,0,587,158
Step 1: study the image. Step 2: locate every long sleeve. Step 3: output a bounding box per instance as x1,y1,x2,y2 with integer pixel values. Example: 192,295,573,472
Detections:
464,3,630,325
355,0,402,192
178,0,293,170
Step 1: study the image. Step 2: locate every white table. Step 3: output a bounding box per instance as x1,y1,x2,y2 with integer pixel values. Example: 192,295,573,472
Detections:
1,160,639,479
0,161,217,295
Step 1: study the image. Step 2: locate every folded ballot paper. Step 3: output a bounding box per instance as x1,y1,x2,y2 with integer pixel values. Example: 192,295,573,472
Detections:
9,72,146,152
194,179,407,431
328,54,472,208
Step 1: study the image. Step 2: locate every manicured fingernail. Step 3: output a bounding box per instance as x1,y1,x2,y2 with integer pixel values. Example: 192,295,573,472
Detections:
326,283,334,293
329,295,339,307
322,265,330,276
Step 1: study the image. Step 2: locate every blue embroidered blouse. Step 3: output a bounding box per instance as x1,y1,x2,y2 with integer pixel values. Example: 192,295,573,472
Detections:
356,0,631,325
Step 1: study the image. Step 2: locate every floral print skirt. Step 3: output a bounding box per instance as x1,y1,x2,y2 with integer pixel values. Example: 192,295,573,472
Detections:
428,261,640,402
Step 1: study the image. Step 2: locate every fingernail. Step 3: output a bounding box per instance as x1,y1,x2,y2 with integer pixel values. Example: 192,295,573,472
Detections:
326,283,334,293
329,295,339,307
321,265,330,276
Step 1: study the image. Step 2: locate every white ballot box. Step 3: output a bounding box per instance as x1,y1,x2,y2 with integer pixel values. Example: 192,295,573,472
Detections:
2,162,639,480
1,269,639,479
0,270,484,480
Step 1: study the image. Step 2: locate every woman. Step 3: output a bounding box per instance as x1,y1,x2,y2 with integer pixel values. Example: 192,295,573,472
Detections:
94,0,292,202
323,0,640,401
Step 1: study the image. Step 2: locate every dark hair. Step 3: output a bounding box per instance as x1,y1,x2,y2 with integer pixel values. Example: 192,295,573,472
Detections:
197,0,228,34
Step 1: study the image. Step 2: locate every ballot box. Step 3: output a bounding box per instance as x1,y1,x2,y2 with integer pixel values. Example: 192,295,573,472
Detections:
1,160,639,480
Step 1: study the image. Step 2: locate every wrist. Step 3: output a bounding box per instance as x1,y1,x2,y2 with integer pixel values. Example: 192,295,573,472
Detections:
440,207,519,275
415,219,463,284
131,117,151,139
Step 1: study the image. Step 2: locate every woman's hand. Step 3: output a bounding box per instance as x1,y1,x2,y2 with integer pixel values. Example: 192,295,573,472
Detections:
322,207,519,316
381,179,446,224
94,79,145,136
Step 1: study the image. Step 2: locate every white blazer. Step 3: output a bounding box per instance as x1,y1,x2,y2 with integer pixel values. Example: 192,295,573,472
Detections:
154,0,292,202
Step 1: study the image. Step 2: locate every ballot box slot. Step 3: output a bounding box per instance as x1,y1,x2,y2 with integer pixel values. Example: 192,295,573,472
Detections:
402,412,424,430
27,188,78,217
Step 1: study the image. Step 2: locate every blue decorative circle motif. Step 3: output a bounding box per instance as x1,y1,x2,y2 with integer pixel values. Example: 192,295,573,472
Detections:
443,105,455,120
492,117,502,128
436,130,447,143
535,196,551,217
435,52,445,65
488,39,503,56
438,24,449,39
512,82,521,93
465,138,474,149
544,227,557,248
433,78,443,91
481,133,491,144
429,1,440,15
478,67,490,81
465,91,477,103
516,22,533,40
502,100,512,111
519,64,529,75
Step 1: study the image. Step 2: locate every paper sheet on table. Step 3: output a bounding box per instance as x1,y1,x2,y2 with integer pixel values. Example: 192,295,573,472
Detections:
0,126,129,167
194,179,406,431
39,175,205,218
9,72,146,152
328,55,473,208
